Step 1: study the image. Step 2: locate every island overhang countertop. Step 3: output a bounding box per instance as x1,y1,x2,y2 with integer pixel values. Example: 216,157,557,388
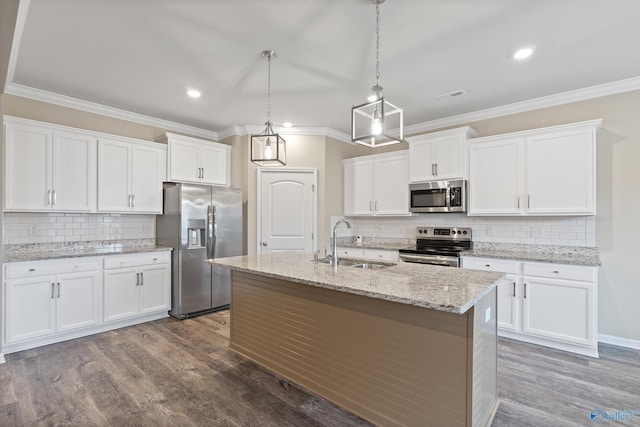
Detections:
208,251,504,314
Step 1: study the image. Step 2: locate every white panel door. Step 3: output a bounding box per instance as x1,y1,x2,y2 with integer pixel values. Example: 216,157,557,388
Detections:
103,268,140,322
258,169,317,254
343,159,373,215
169,138,200,182
526,129,594,214
131,145,163,212
408,139,435,182
139,264,171,314
433,136,463,179
199,144,229,186
55,271,101,332
4,123,51,210
468,138,524,215
497,274,519,331
52,131,96,211
372,152,409,215
98,139,131,211
4,277,56,343
522,277,593,345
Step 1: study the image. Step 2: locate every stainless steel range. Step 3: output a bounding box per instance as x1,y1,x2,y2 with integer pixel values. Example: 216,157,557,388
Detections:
398,226,472,267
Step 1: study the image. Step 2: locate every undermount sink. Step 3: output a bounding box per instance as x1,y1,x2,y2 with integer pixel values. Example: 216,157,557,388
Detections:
313,257,394,269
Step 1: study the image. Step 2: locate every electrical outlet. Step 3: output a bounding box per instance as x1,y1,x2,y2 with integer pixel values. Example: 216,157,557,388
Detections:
29,225,38,236
531,226,543,238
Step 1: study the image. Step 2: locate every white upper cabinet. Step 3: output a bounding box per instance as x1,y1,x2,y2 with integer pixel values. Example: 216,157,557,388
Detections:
467,120,601,216
407,126,477,182
166,133,230,186
98,137,166,213
4,118,97,212
343,150,410,216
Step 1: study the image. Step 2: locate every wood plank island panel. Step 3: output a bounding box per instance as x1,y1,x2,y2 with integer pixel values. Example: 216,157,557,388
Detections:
230,271,498,427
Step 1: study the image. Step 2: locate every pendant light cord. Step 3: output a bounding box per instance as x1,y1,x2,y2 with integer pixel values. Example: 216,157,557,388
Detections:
375,2,380,88
267,51,272,125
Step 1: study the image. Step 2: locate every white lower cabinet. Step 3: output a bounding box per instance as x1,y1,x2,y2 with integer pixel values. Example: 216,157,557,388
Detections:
461,256,598,357
3,258,101,346
103,252,171,323
2,251,171,354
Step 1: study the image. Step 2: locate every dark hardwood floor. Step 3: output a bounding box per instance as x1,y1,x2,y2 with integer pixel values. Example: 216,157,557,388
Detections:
1,311,638,426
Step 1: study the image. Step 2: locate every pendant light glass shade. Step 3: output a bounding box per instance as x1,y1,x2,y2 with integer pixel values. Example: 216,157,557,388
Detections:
251,50,286,166
351,0,404,147
251,122,286,166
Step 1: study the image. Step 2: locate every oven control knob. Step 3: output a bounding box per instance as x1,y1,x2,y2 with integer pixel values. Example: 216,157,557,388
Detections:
418,229,423,234
463,230,467,235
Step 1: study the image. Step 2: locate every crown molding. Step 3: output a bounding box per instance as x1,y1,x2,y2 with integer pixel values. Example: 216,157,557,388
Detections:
7,75,640,143
223,124,351,143
4,0,30,90
5,83,219,140
404,76,640,135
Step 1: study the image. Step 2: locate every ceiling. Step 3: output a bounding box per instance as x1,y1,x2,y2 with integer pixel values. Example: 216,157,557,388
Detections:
6,0,640,137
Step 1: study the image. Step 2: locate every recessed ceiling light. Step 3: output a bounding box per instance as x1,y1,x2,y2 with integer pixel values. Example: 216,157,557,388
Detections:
513,47,534,60
186,89,202,98
282,122,293,128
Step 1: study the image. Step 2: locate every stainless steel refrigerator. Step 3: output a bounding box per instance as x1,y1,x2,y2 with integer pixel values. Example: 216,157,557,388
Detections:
156,182,243,319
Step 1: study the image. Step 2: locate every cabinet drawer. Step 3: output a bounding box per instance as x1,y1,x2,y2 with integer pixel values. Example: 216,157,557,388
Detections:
104,251,171,269
363,249,398,262
461,257,519,274
336,247,364,259
5,258,101,279
523,262,595,281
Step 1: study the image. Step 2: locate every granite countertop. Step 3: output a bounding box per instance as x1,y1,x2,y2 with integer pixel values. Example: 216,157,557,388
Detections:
3,240,172,263
336,237,601,266
208,251,504,314
461,243,601,266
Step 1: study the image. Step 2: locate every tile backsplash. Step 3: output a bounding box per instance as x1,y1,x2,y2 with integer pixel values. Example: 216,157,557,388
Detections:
332,213,596,247
3,212,155,245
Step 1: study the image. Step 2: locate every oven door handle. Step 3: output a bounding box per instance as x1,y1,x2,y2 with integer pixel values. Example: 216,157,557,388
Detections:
399,254,458,267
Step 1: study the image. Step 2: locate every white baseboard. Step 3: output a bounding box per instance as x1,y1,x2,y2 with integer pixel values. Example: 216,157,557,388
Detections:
598,334,640,350
0,353,5,364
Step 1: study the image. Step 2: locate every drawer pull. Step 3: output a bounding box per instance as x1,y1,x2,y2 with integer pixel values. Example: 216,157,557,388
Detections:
524,283,527,299
51,282,55,299
485,264,491,267
57,282,61,298
552,270,560,274
153,257,158,261
120,260,126,264
512,282,516,297
29,268,36,272
75,264,80,268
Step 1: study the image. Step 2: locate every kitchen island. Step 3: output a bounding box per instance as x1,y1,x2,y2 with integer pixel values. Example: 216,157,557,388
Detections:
208,252,505,427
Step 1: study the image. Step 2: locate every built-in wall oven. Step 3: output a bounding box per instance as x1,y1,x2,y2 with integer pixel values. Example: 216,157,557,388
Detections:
399,226,472,267
409,180,466,213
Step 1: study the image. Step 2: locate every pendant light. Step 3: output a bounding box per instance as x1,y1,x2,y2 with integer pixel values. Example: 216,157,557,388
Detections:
351,0,404,147
251,50,286,166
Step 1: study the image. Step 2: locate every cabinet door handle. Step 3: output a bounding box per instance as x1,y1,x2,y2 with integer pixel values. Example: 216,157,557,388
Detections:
47,190,52,205
431,164,435,176
485,264,491,267
512,282,516,297
435,163,438,176
51,282,55,299
527,194,531,208
132,195,136,208
53,190,57,205
136,273,140,286
369,201,373,211
57,282,61,298
201,168,204,179
524,283,527,299
374,201,378,211
552,270,560,274
29,268,36,272
517,196,520,209
140,272,143,286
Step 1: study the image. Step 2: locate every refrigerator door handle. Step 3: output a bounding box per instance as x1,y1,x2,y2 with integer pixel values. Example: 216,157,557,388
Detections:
207,205,217,259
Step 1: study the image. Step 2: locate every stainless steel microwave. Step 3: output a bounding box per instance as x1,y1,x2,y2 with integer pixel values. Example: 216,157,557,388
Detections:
409,180,466,213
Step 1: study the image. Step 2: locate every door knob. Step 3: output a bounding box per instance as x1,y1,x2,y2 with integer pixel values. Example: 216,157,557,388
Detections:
262,241,268,246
